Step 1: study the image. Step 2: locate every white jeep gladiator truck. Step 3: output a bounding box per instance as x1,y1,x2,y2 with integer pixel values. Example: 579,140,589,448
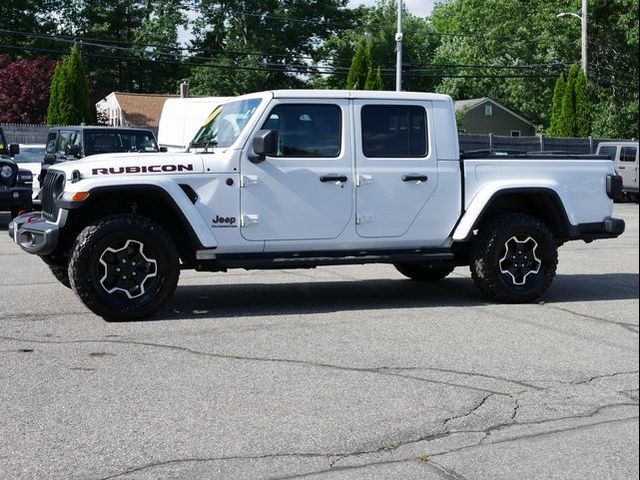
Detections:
9,90,625,321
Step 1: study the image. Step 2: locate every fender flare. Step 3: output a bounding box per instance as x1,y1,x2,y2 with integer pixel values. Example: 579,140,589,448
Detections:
64,180,217,249
452,185,574,242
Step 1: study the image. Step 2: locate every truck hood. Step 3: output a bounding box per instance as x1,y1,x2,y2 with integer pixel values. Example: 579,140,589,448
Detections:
49,152,206,179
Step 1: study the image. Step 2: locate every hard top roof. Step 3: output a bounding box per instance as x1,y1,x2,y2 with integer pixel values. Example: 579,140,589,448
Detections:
48,126,155,132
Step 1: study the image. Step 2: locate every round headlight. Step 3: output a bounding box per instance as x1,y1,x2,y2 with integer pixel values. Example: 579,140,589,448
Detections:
0,165,13,178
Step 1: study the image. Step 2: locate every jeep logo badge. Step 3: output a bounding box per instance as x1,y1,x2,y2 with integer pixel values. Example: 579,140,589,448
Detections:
212,215,237,228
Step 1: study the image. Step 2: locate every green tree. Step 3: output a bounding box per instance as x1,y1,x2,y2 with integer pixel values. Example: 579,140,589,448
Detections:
47,61,64,125
46,45,92,125
66,44,92,124
364,66,384,90
547,73,565,137
574,69,591,137
557,64,579,137
346,39,371,89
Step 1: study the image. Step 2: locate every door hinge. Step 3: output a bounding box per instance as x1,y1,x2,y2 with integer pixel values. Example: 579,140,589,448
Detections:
241,214,259,227
241,175,259,188
356,213,374,225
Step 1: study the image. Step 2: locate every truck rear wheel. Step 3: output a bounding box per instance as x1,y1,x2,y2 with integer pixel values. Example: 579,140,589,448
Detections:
68,214,180,321
470,214,558,303
394,263,455,282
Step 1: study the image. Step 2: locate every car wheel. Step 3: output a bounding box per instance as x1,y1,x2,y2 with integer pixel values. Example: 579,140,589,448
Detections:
394,263,455,282
68,214,180,321
42,252,71,288
470,214,558,303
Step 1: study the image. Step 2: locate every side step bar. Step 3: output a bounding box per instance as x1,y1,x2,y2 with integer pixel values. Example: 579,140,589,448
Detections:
213,248,455,270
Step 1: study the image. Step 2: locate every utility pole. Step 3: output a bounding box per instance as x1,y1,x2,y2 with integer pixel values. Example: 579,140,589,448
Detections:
395,0,403,91
581,0,588,77
558,0,588,78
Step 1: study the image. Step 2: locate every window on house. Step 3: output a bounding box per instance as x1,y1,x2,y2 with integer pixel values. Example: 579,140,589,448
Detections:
510,130,521,137
484,104,493,116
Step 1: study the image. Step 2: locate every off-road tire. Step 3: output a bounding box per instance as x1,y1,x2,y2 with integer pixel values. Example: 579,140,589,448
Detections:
470,214,558,303
394,263,455,282
68,214,180,321
42,252,71,288
48,264,71,288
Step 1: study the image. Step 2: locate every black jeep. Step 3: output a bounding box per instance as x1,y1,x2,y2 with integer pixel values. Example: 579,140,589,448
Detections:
0,127,33,219
38,126,162,185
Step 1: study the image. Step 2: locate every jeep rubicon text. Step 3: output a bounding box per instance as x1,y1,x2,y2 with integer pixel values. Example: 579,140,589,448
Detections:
9,90,625,320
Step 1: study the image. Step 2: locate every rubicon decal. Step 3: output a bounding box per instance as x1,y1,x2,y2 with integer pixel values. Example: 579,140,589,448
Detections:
92,164,194,175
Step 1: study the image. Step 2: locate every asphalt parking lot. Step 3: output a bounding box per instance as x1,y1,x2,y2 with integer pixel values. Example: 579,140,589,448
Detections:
0,204,638,480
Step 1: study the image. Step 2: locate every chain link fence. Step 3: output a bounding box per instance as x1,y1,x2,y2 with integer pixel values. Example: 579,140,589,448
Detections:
0,123,158,145
459,133,633,154
1,123,633,154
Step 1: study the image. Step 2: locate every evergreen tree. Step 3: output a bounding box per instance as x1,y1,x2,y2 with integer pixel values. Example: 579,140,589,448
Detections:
47,61,64,125
346,39,371,89
364,65,384,90
548,73,565,136
66,44,92,124
574,69,591,137
557,64,579,137
46,44,92,125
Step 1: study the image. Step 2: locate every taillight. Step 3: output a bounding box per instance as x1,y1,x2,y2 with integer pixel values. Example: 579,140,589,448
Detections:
606,174,623,199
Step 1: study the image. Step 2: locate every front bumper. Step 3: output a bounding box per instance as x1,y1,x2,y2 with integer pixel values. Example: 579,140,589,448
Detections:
8,212,59,255
0,186,33,209
570,217,626,242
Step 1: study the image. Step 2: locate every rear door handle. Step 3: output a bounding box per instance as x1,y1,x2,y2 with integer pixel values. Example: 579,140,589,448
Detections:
618,166,626,170
320,175,348,183
402,174,428,182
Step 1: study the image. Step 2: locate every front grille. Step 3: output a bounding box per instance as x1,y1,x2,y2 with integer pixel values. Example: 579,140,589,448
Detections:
42,170,65,221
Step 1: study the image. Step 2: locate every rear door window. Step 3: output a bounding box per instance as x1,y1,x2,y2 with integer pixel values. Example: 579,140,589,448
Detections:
620,147,637,163
361,105,428,158
598,146,618,160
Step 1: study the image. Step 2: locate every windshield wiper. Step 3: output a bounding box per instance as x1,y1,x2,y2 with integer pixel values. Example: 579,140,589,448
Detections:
189,139,218,153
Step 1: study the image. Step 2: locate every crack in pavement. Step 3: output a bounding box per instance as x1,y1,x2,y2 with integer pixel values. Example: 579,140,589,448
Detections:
427,460,469,480
541,303,639,334
97,411,638,480
379,366,543,391
0,335,511,396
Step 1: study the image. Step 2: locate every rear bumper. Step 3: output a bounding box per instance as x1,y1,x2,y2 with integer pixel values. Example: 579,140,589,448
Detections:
8,212,59,255
569,217,626,242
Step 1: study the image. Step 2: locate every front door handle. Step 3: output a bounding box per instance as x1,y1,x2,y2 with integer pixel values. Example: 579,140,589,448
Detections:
618,166,626,170
402,174,428,182
320,175,348,183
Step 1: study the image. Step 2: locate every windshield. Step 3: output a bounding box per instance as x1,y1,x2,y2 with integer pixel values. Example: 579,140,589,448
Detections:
84,131,159,156
14,145,45,163
191,98,262,149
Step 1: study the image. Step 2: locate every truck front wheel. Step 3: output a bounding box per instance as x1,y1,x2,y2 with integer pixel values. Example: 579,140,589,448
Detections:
470,214,558,303
68,214,180,321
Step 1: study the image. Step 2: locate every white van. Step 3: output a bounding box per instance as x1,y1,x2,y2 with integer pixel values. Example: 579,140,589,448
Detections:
596,141,639,200
157,97,229,151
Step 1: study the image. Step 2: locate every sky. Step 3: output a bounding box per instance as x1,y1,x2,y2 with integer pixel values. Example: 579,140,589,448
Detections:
348,0,436,17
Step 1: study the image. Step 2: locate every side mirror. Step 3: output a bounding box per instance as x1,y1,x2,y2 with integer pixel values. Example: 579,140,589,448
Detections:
249,130,278,163
159,146,168,152
9,144,20,156
43,153,56,165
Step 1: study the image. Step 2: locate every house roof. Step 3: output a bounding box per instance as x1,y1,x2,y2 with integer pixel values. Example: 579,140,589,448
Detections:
113,92,178,126
454,97,536,128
